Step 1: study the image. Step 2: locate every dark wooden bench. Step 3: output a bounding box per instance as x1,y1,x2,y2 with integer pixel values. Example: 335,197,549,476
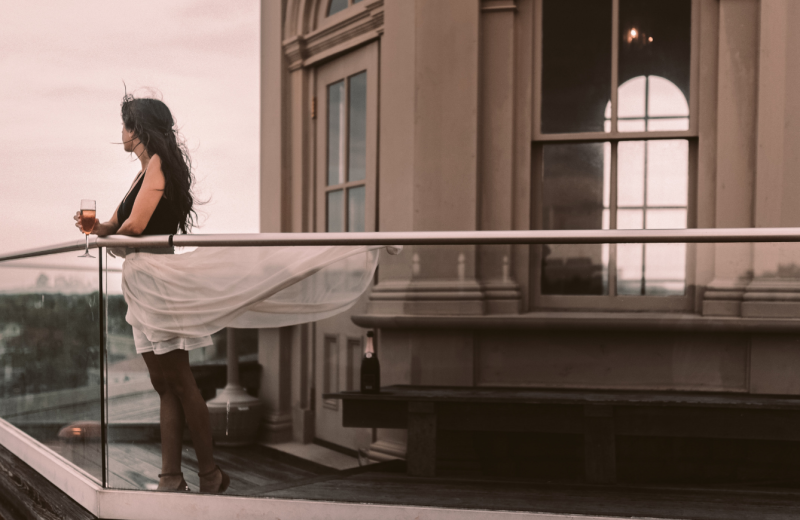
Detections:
323,385,800,482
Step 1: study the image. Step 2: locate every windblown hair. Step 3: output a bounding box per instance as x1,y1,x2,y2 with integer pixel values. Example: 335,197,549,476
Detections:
121,94,198,234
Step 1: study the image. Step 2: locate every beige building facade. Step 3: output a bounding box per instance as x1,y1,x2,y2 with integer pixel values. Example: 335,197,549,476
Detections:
258,0,800,462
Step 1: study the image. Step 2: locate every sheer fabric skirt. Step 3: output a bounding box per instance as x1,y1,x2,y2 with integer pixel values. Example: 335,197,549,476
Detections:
121,245,397,355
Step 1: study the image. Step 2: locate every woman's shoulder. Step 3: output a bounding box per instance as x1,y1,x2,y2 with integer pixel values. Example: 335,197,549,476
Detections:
141,156,166,188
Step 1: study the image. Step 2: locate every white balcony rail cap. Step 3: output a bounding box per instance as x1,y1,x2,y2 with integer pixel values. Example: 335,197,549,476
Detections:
2,228,800,263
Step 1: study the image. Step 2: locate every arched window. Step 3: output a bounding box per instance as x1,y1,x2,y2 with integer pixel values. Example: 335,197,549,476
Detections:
605,76,689,132
327,0,363,17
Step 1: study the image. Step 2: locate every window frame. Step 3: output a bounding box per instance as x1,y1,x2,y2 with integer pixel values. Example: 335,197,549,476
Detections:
322,334,339,410
530,0,701,312
315,43,379,234
317,0,368,30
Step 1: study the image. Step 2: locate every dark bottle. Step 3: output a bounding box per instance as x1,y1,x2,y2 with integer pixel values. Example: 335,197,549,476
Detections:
360,331,380,393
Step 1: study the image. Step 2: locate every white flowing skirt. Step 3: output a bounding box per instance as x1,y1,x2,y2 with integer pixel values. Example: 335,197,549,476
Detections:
122,245,399,355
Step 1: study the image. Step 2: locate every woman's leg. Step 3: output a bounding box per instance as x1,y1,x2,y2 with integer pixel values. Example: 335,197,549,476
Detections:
151,349,222,491
142,352,186,489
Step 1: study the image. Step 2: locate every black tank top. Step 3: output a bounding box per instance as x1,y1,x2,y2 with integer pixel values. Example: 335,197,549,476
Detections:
118,171,181,235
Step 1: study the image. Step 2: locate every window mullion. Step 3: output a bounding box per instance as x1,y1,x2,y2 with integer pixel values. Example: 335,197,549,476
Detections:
609,141,618,297
610,0,620,134
342,77,351,229
641,138,649,296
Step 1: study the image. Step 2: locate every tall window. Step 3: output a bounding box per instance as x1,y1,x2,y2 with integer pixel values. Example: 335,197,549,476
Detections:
534,0,696,303
326,72,367,232
316,43,377,235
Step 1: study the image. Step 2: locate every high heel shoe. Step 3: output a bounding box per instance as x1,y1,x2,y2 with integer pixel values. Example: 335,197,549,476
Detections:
157,472,190,492
198,465,230,494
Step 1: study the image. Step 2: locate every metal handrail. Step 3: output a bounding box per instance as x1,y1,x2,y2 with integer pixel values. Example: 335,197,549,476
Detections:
2,228,800,263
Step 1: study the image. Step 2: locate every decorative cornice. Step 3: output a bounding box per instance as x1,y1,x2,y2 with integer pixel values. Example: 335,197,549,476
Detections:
481,0,517,12
283,36,308,71
283,0,384,71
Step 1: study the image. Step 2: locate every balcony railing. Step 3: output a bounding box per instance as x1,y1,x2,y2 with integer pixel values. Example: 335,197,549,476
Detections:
1,229,799,520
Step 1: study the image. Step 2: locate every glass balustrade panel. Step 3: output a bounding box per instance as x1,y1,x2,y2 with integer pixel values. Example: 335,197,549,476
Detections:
0,252,103,482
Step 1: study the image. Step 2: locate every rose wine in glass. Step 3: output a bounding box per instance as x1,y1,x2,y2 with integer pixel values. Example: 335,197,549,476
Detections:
78,199,96,258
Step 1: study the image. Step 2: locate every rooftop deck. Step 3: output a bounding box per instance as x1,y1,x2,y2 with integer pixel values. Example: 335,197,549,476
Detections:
10,435,800,520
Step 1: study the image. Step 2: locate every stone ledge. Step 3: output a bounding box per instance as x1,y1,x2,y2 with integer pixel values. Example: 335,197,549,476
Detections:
352,312,800,333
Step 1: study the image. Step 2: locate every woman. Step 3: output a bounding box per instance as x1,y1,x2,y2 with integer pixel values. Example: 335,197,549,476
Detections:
76,93,399,495
74,94,228,494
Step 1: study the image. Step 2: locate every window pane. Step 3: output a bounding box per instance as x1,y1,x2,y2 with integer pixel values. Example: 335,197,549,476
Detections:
327,190,344,232
618,119,646,132
348,72,367,183
647,117,689,131
327,0,348,16
618,141,645,207
644,243,686,295
542,0,611,134
617,243,643,295
646,209,686,229
619,0,692,128
617,209,643,230
347,338,362,392
327,80,345,186
347,186,365,232
646,140,688,206
323,336,339,410
618,76,646,119
541,143,609,295
618,76,689,133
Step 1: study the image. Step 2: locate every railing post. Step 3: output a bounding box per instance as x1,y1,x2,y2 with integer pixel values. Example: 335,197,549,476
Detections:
98,247,107,488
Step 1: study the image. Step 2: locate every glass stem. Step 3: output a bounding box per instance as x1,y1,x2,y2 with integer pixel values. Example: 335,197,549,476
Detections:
85,234,90,255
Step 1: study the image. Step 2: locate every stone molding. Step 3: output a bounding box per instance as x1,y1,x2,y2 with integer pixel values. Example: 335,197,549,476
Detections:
283,0,384,71
367,278,522,316
260,410,293,444
702,278,750,316
703,275,800,319
483,280,523,314
352,311,800,333
742,278,800,318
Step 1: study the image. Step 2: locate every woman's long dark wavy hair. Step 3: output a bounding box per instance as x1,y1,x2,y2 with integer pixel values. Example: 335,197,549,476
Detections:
121,94,198,234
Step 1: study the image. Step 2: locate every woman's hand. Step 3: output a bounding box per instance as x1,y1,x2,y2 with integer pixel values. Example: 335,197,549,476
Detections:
74,211,118,237
74,211,100,235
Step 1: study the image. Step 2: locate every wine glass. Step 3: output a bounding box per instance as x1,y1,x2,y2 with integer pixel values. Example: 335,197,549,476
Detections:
78,199,96,258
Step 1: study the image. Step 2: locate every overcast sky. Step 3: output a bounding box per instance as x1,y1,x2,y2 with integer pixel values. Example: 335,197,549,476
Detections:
0,0,260,290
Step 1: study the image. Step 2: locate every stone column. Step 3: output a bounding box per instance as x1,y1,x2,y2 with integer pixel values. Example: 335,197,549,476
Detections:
702,0,759,316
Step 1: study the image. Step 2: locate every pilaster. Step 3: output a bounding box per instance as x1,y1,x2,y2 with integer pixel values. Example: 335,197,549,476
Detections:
478,0,522,315
370,0,486,316
702,0,759,316
741,0,800,318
